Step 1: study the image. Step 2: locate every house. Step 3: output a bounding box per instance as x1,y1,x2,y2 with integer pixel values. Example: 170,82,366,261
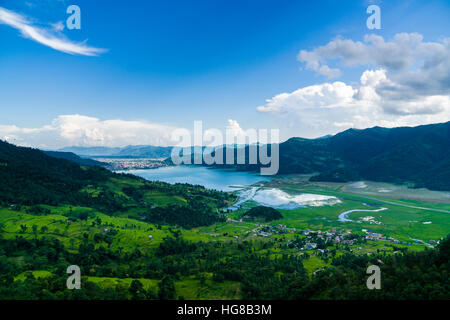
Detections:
305,243,317,250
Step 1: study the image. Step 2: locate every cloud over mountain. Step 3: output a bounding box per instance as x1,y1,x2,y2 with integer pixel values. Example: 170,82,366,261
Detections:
0,115,179,148
0,6,105,56
257,33,450,137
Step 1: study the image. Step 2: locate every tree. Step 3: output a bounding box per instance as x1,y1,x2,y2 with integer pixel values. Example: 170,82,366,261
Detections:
32,225,38,238
20,224,27,233
158,276,176,300
94,217,102,226
438,235,450,264
79,211,89,221
129,280,145,300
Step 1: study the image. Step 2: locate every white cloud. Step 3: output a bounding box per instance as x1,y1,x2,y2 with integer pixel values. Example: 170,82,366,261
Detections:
298,33,428,76
257,68,450,137
258,33,450,138
224,119,259,145
0,116,262,149
257,81,357,113
0,7,105,56
226,119,244,134
0,115,180,148
298,33,450,97
51,21,64,32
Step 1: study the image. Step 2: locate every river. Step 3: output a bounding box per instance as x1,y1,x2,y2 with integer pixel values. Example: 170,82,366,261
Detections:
338,207,388,222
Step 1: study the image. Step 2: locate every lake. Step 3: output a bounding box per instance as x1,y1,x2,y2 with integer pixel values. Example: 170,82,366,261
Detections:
124,165,269,191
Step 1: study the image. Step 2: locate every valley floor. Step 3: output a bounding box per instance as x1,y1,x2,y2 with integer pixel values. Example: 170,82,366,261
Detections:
1,176,449,299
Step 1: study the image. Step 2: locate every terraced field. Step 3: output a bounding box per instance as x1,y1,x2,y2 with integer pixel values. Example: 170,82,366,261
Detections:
1,174,448,299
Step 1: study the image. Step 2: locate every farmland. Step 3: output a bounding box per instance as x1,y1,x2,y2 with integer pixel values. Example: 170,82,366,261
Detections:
0,158,449,300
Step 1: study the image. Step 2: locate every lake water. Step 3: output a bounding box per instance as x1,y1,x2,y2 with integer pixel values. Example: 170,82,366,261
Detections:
125,165,269,191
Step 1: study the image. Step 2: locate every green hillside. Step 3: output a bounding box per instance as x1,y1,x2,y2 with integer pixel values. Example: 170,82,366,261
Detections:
43,151,107,167
206,122,450,191
0,140,232,227
0,139,449,300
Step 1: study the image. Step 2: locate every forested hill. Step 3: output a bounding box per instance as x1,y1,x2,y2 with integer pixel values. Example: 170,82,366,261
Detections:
205,121,450,191
0,140,113,206
0,140,231,226
309,121,450,191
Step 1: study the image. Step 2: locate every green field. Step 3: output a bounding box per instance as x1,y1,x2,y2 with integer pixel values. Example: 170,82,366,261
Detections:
84,276,241,299
2,179,446,254
224,180,450,244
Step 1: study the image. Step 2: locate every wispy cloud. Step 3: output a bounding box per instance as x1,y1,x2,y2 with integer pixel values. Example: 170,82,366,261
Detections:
0,6,106,56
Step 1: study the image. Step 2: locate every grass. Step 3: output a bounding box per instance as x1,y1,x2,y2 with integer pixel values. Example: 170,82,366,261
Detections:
0,206,226,254
86,276,159,291
245,184,450,243
1,178,448,284
142,191,187,206
302,256,329,276
85,276,241,300
14,270,53,281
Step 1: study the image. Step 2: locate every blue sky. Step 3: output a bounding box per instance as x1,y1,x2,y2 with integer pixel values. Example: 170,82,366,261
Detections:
0,0,449,147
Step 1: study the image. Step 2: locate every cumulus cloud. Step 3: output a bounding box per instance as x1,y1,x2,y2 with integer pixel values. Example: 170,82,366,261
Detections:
0,116,262,149
224,119,259,145
226,119,244,134
257,82,357,113
299,33,428,75
0,115,180,149
0,7,105,56
258,68,450,135
258,33,450,137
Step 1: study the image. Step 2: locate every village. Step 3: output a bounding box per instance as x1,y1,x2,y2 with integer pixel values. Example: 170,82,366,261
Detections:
224,216,437,253
94,158,169,170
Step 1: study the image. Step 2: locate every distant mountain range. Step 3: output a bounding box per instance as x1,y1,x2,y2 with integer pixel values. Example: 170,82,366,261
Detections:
43,151,106,167
44,121,450,191
0,140,114,206
287,121,450,190
58,145,173,158
206,121,450,191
